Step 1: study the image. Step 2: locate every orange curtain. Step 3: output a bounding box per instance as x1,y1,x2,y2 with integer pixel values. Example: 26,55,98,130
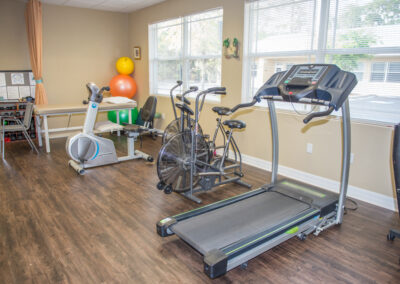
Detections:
25,0,48,105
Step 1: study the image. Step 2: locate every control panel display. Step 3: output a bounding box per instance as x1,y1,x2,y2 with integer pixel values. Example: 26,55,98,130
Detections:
254,64,357,113
286,65,327,82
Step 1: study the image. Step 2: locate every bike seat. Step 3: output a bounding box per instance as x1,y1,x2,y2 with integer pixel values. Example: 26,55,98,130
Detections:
223,119,246,129
212,106,231,116
124,124,148,133
175,103,194,115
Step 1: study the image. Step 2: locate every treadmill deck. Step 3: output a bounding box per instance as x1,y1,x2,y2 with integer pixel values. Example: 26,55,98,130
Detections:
172,190,312,254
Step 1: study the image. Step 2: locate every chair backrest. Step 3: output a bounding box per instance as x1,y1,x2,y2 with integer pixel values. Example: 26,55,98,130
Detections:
23,103,34,129
140,96,157,122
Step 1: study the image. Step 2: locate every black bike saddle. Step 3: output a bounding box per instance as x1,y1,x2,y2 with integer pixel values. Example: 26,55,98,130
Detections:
212,106,231,116
223,119,246,129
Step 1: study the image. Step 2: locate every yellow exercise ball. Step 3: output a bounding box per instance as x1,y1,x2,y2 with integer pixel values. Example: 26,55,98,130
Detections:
116,57,134,75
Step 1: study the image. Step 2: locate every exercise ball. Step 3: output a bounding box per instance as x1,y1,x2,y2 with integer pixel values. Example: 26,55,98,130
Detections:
109,75,137,99
116,57,134,75
108,107,139,125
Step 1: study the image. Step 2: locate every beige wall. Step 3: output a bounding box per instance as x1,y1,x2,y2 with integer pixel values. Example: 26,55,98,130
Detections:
42,4,130,126
0,0,31,69
129,0,395,199
0,0,395,202
0,0,130,126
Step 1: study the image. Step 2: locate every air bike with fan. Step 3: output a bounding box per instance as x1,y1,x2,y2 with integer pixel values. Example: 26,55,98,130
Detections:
157,64,358,278
161,81,203,144
156,86,252,203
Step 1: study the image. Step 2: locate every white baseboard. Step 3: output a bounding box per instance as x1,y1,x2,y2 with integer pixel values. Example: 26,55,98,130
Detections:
218,149,397,211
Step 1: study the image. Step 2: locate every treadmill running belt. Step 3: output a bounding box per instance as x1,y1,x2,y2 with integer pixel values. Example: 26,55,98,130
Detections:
172,191,311,254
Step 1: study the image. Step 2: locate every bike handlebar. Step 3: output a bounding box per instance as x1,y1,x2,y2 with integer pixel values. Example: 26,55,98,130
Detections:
214,91,226,95
197,87,226,112
176,86,199,105
207,87,226,93
303,106,335,124
84,83,109,104
229,97,260,113
182,86,199,97
170,81,183,120
100,86,110,93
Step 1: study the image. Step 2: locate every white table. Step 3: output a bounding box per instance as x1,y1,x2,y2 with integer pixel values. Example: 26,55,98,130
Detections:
34,102,137,153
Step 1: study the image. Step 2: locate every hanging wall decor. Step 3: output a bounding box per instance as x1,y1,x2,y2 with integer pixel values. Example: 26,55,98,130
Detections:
223,38,239,59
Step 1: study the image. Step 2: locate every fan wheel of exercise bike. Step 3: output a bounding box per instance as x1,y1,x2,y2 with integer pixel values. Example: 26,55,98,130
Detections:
157,131,209,192
162,118,203,144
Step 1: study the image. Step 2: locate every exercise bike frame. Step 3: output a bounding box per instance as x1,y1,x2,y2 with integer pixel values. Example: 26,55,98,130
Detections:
181,88,251,203
162,85,200,144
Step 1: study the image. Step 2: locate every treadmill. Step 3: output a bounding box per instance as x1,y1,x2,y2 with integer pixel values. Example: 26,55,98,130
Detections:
157,64,358,278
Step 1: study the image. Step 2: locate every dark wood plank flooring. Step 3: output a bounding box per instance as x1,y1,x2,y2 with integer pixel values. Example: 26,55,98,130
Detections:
1,135,400,283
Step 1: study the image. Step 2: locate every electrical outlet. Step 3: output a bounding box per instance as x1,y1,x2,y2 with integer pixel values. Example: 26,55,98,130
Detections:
350,153,354,164
306,143,313,154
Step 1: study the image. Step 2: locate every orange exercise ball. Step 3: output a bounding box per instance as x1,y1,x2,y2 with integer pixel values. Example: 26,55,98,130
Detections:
109,75,137,99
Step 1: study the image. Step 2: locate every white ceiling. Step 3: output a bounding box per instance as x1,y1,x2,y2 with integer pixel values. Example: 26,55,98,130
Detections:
39,0,166,13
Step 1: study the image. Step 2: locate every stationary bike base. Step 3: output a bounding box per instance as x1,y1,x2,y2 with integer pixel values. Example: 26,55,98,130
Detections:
118,149,154,162
69,160,86,175
179,174,251,204
69,136,153,175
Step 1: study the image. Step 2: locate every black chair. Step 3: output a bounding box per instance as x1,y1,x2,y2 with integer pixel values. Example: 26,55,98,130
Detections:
123,96,158,145
387,123,400,263
139,96,157,129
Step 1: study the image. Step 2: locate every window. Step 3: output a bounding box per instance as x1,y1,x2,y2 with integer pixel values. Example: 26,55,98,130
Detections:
243,0,400,123
387,62,400,83
370,62,400,83
353,62,364,81
371,62,386,82
149,9,223,99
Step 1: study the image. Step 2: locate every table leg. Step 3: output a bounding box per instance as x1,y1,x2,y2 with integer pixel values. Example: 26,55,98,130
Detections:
128,109,132,124
116,110,120,136
36,115,43,147
43,115,50,153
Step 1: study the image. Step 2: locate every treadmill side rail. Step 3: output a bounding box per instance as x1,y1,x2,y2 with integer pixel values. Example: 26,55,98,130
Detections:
157,187,267,236
157,217,177,237
204,249,228,279
203,209,321,279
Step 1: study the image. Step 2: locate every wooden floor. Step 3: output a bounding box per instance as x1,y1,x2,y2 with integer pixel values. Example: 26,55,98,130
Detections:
1,135,400,284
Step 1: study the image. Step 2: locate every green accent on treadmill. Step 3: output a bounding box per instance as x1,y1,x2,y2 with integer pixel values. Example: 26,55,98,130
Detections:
285,226,299,234
172,188,266,218
281,181,326,198
226,209,319,255
159,217,172,224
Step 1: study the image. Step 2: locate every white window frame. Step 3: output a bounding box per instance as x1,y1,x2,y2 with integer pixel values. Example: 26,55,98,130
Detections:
242,0,400,123
149,8,223,102
353,62,365,82
242,0,321,111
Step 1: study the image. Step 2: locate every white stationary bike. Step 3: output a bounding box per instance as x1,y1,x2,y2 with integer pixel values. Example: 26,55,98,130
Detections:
67,82,153,174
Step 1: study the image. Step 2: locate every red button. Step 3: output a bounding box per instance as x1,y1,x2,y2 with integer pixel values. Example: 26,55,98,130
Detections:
289,91,293,95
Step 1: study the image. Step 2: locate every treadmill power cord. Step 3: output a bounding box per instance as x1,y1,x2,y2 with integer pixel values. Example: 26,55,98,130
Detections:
344,198,358,214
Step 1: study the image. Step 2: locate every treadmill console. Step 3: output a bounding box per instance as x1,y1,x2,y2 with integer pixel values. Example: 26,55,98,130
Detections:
255,64,357,111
